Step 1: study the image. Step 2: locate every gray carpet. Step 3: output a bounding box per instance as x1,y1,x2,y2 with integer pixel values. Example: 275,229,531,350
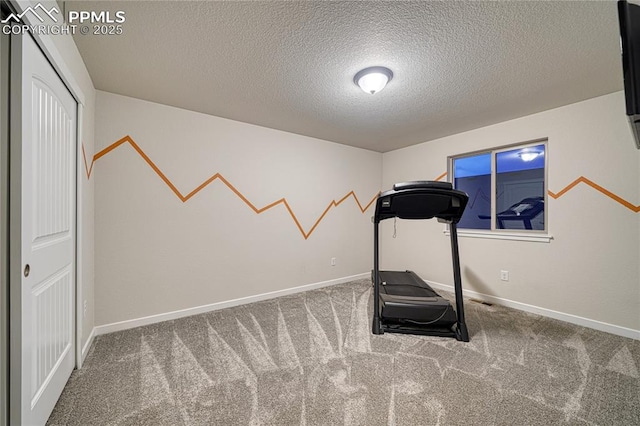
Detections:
48,279,639,425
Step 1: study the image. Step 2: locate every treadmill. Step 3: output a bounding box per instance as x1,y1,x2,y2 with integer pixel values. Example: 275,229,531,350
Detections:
372,181,470,342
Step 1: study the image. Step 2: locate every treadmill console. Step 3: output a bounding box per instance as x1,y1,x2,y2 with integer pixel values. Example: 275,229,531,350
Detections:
393,181,452,191
375,181,468,223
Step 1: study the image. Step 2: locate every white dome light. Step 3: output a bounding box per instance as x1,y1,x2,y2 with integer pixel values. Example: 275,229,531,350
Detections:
354,66,393,95
518,149,542,162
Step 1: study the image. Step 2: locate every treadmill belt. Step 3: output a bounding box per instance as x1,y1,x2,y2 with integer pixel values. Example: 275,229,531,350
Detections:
378,270,439,298
375,270,456,326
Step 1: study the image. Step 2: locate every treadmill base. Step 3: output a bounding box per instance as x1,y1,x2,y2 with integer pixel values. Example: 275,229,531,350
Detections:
378,321,468,341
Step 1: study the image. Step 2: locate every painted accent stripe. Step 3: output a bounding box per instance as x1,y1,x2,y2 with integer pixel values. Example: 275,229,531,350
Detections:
81,136,379,239
82,137,639,241
437,171,639,213
434,171,447,181
547,176,640,213
81,143,92,179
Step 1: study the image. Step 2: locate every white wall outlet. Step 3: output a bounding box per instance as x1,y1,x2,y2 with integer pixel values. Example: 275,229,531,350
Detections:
500,270,509,281
331,257,336,266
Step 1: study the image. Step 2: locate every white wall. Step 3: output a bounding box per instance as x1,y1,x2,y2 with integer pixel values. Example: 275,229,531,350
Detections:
382,92,639,334
94,91,381,326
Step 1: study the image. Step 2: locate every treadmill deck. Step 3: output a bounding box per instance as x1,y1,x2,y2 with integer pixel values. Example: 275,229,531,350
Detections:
374,270,457,326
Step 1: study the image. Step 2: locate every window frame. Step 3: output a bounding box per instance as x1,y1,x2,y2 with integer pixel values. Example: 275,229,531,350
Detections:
447,138,552,243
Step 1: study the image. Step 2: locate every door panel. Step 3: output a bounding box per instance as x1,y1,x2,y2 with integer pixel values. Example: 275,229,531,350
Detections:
32,78,73,247
31,265,72,406
12,33,76,425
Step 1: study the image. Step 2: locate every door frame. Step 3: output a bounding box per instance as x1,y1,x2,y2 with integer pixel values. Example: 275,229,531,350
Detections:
0,4,10,426
7,0,89,423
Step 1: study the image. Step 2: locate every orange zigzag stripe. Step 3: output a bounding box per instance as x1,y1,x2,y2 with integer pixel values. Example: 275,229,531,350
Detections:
82,136,380,239
434,171,447,181
436,171,638,212
83,139,638,241
547,176,640,212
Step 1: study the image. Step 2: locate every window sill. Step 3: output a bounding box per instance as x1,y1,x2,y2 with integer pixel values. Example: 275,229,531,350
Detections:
444,229,553,243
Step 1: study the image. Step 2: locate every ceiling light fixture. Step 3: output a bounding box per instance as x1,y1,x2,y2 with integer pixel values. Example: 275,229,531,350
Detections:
354,66,393,95
518,149,542,162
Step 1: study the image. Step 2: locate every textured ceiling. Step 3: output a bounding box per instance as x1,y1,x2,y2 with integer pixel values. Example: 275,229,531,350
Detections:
68,1,622,152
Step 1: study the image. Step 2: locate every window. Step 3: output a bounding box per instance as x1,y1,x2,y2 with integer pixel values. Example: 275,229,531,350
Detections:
450,140,547,233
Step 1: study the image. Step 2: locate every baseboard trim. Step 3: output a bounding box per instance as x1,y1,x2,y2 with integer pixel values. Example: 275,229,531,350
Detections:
80,327,96,365
95,273,369,336
426,279,640,340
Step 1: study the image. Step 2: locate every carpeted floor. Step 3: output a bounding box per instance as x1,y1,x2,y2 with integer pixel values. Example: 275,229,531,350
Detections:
47,279,639,425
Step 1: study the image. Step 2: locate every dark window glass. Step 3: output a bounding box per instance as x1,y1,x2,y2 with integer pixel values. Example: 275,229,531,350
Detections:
453,153,491,230
495,144,545,230
451,142,546,232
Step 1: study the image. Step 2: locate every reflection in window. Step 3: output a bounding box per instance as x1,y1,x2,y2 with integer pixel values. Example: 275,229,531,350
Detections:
450,142,546,232
495,144,545,230
453,153,491,230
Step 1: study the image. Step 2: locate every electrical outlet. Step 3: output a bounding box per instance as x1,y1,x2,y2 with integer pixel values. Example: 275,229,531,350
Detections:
500,270,509,281
331,257,336,266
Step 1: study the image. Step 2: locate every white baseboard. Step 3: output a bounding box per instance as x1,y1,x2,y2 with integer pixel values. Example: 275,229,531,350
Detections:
80,327,96,364
95,273,369,336
426,279,640,340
